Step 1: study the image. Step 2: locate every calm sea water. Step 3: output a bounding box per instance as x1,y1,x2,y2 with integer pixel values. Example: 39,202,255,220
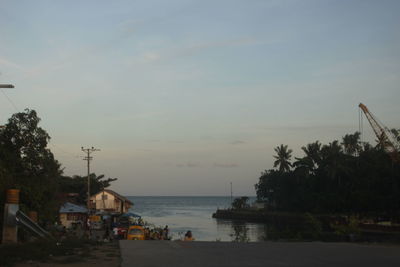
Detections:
127,196,266,242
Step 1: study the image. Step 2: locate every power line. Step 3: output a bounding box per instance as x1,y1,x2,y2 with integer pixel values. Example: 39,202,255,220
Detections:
0,88,19,112
48,142,81,159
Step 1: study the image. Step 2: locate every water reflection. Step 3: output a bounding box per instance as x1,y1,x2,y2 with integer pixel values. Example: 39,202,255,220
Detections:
215,219,266,242
230,221,250,242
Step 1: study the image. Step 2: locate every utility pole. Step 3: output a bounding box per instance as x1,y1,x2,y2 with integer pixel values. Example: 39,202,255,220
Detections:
81,147,100,214
230,182,233,206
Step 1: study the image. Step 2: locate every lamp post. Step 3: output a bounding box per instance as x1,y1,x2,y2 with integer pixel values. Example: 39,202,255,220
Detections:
1,83,17,243
0,83,14,125
0,84,14,89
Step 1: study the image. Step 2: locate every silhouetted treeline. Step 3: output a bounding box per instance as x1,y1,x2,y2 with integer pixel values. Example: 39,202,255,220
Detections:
255,132,400,219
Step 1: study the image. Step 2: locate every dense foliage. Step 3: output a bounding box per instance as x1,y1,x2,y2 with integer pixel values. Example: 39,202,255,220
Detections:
0,109,117,226
0,109,62,222
255,132,400,218
232,196,250,210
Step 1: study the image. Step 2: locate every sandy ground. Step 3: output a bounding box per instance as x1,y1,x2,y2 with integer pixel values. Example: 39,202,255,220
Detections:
14,241,120,267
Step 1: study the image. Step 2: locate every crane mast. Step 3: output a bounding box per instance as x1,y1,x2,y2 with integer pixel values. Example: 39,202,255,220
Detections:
358,103,400,163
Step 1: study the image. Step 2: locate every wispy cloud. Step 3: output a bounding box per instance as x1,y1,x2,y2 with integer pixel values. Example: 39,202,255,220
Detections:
259,124,354,131
213,163,238,168
230,140,245,145
0,57,23,70
174,37,280,58
143,52,161,63
131,37,276,65
176,162,201,168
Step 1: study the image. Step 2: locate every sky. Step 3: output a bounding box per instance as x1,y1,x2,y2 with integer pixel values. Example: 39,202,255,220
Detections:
0,0,399,196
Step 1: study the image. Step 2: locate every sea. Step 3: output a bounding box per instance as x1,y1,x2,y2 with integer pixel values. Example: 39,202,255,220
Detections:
126,196,266,242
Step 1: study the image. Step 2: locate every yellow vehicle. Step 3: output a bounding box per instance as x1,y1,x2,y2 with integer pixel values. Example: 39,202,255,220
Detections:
126,225,145,240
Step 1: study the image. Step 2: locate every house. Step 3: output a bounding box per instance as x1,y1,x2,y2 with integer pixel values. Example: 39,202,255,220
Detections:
59,202,88,229
90,189,133,214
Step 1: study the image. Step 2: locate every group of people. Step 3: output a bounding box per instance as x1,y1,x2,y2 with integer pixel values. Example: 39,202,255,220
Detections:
144,227,195,241
110,216,196,241
144,225,170,240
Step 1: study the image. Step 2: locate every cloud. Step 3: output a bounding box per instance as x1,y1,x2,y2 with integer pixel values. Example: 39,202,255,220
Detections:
259,124,353,131
167,37,269,60
230,140,245,145
146,139,161,143
143,52,161,63
130,37,275,66
213,163,238,168
0,57,23,70
176,162,201,168
117,18,142,36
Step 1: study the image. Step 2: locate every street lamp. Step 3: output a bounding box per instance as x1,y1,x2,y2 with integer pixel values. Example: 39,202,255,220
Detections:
0,84,14,88
1,83,15,125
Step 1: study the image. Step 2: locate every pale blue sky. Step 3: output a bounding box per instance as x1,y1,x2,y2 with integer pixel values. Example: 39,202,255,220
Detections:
1,0,399,196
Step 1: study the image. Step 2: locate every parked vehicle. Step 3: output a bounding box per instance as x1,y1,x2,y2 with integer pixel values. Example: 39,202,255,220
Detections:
126,225,145,240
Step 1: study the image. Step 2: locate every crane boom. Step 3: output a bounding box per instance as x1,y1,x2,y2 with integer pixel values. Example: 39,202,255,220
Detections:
359,103,400,163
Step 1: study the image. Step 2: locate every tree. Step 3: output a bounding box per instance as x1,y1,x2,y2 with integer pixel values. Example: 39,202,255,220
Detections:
302,141,322,166
0,109,63,222
255,134,400,217
59,173,117,205
273,144,293,173
293,141,322,178
232,197,250,210
320,141,348,182
341,132,361,156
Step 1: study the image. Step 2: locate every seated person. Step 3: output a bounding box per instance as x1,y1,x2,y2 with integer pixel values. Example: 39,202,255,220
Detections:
183,230,194,241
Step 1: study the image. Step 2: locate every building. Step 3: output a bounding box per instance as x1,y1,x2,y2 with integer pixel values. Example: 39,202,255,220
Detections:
59,202,88,229
90,189,133,214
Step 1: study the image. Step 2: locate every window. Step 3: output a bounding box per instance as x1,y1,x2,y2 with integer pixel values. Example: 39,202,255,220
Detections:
67,214,78,221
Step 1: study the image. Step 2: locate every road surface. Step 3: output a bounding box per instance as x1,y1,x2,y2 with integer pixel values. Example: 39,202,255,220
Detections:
120,240,400,267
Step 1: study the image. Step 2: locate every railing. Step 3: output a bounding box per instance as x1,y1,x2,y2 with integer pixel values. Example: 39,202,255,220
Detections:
16,210,54,240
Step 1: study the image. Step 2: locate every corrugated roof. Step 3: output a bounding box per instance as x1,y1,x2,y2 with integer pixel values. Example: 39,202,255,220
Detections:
59,202,88,213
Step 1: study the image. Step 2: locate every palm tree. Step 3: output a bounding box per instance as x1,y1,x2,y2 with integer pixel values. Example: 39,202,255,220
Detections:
341,132,361,156
301,141,322,172
293,142,322,182
273,144,293,172
320,141,350,186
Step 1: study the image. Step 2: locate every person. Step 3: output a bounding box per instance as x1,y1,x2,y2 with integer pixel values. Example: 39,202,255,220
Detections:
144,228,150,240
150,229,158,240
113,227,119,240
163,225,169,240
183,230,194,241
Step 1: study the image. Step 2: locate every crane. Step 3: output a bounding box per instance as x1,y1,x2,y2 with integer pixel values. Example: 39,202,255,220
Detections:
358,103,400,163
